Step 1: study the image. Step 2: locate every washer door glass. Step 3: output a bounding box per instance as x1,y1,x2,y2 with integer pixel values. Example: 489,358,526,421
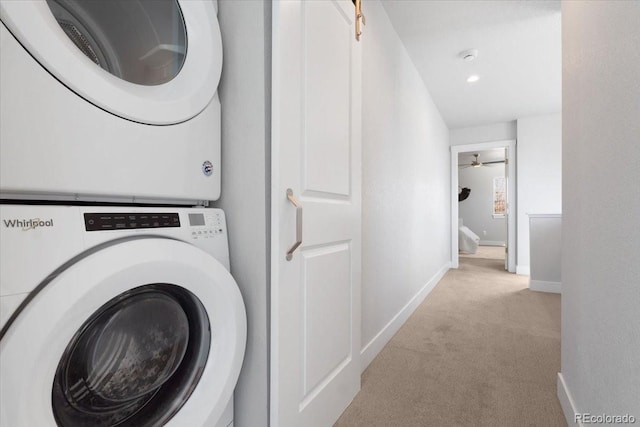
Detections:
52,284,210,427
46,0,187,86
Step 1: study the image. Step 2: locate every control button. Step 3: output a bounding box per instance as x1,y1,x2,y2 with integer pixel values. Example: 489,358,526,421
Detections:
130,223,137,227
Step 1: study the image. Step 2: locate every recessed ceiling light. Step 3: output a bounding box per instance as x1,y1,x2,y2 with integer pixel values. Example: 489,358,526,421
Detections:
467,75,479,83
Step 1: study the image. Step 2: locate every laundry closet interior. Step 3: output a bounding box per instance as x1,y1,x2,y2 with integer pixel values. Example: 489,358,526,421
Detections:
1,1,243,426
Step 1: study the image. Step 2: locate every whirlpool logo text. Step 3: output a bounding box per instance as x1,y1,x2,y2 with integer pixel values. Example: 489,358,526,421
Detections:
2,218,54,230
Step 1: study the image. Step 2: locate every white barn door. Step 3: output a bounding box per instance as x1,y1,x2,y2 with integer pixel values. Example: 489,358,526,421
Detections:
270,0,362,425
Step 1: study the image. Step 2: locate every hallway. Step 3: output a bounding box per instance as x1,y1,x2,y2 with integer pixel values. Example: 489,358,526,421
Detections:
336,252,566,426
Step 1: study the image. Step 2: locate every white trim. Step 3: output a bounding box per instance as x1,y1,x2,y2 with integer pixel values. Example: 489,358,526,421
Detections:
479,240,506,247
451,140,516,272
451,151,459,269
360,263,450,372
557,373,583,426
269,1,282,423
529,280,561,294
516,265,530,276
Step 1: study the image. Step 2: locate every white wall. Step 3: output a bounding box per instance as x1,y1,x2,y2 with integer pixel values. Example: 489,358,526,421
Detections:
458,163,506,245
215,2,271,426
450,121,516,146
559,1,640,424
516,113,562,275
528,215,561,294
360,0,451,368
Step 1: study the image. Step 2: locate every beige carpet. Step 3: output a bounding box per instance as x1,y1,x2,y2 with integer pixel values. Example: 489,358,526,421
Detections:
335,257,565,427
459,245,505,260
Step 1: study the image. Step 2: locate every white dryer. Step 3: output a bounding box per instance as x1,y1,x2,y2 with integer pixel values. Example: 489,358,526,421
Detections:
0,205,246,427
0,0,222,204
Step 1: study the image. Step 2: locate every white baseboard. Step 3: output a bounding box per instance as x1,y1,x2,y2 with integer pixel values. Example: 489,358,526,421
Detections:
530,280,561,294
516,265,530,276
479,240,505,247
558,373,583,426
359,262,451,372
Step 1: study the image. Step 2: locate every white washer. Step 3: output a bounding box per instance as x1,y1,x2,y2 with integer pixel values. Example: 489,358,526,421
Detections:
0,204,246,427
0,0,222,204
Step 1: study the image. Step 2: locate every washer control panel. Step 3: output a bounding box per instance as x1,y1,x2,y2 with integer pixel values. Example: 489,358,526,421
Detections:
187,211,224,240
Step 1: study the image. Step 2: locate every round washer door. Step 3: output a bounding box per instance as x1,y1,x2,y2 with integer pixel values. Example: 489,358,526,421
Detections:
0,0,221,125
0,238,246,427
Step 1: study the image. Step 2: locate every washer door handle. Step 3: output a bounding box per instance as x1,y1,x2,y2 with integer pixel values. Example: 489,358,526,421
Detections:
286,189,303,261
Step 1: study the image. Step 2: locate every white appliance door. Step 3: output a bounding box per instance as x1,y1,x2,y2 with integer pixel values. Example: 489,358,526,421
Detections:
0,0,221,125
0,238,246,427
271,0,362,425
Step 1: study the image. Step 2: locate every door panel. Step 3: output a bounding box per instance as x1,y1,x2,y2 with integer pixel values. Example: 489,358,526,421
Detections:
271,0,362,425
304,1,352,196
303,243,352,398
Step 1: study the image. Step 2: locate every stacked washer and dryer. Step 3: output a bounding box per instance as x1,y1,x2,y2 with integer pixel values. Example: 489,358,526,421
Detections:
0,1,246,426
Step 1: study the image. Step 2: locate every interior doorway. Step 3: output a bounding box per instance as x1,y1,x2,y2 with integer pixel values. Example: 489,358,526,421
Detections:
451,140,516,272
458,148,506,266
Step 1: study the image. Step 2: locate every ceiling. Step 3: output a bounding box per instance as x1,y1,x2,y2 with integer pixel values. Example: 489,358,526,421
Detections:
380,0,561,129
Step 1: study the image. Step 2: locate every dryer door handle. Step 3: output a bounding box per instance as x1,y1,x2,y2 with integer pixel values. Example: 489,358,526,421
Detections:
286,189,303,261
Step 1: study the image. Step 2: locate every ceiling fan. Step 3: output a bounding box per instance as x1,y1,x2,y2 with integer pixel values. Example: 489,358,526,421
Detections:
459,153,505,168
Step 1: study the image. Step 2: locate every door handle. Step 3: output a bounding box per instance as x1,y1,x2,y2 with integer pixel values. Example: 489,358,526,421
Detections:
286,189,303,261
